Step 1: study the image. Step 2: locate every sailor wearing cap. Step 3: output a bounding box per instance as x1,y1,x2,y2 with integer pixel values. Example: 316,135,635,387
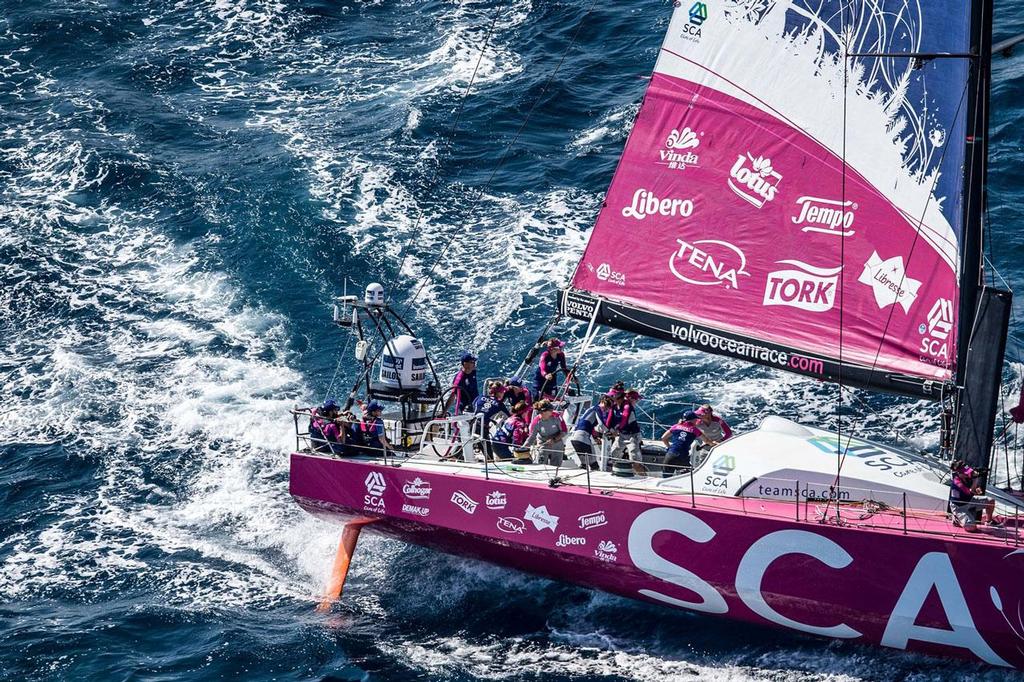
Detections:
692,404,733,456
660,410,700,477
502,376,533,420
447,352,479,415
309,398,346,456
533,338,569,400
355,400,391,456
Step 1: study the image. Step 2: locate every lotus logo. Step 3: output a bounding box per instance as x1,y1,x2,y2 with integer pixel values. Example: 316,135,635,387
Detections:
486,491,507,510
364,471,386,497
688,1,708,26
666,127,700,150
728,152,782,209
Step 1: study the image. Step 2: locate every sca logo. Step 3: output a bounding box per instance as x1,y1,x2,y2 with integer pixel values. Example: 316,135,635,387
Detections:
703,454,736,490
363,471,387,512
683,2,708,41
669,239,749,290
594,262,626,287
728,153,782,209
918,298,953,367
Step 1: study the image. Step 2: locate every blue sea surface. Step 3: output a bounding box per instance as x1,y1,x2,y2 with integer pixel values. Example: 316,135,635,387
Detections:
1,1,1023,680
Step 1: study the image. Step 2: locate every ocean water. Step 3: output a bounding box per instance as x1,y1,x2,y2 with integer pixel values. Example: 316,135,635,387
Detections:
1,1,1023,680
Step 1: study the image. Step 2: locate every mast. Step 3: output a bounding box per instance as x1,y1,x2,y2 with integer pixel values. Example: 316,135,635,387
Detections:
952,0,1012,487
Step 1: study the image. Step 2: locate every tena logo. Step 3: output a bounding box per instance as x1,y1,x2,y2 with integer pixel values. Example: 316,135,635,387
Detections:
402,477,432,500
858,251,921,313
594,540,618,563
497,517,526,534
763,260,843,313
578,511,608,530
669,239,750,290
659,128,701,171
555,534,586,547
524,504,559,532
451,491,479,514
622,189,694,221
486,491,507,510
728,153,782,209
363,471,386,513
792,196,856,237
918,298,954,367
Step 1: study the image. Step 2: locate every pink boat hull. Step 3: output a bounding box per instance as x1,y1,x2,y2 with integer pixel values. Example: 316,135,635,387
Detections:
290,453,1024,668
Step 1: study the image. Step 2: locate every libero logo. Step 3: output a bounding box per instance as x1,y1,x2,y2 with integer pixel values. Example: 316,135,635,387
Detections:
792,196,856,237
918,297,954,368
669,239,749,290
728,153,782,209
622,188,694,221
763,260,842,313
659,127,701,171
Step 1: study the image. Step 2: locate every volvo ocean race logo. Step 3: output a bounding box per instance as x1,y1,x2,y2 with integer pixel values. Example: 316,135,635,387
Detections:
683,2,708,41
792,196,856,237
669,239,749,290
763,260,842,313
659,127,701,171
858,251,921,313
363,471,387,513
728,153,782,209
918,297,954,367
622,189,694,220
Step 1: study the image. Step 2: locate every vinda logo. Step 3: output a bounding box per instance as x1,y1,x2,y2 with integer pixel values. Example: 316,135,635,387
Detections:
792,196,856,237
728,153,782,209
669,239,750,290
594,540,618,563
659,127,701,171
858,251,921,313
763,260,842,313
622,189,694,221
918,298,953,368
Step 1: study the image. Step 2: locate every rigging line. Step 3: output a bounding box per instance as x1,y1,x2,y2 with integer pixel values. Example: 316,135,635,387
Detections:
397,0,599,322
831,77,970,484
387,3,507,298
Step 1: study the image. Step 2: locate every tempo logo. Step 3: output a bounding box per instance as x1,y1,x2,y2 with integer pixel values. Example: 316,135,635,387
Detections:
578,511,608,530
792,196,856,237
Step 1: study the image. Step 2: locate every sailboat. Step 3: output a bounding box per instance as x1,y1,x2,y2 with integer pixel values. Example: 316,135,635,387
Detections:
289,0,1024,668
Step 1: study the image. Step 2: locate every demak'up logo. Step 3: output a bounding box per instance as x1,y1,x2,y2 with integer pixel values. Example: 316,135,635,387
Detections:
688,2,708,25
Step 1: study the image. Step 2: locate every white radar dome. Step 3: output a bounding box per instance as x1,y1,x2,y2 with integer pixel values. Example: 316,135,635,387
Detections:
365,282,385,306
379,335,428,389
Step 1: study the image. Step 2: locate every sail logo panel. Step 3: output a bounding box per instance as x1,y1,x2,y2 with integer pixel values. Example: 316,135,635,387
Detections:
571,0,971,388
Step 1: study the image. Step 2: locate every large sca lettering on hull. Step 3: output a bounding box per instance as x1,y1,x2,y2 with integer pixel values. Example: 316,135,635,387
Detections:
626,508,1009,666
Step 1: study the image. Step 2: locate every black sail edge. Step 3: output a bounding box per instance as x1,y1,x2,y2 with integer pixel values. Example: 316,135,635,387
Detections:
558,288,946,401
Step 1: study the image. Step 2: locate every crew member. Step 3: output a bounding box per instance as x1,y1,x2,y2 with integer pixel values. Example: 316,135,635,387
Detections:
570,396,612,470
949,459,1000,530
309,399,346,456
661,410,700,477
533,338,569,400
447,352,479,415
473,382,510,454
492,401,530,461
524,399,567,467
608,389,646,475
693,404,733,457
358,400,392,456
503,376,533,420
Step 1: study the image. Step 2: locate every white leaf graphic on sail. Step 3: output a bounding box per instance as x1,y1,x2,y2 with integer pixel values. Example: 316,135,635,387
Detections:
666,127,700,150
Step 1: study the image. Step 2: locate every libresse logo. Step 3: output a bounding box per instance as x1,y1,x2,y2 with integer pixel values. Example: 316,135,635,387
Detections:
918,298,954,367
763,260,842,313
858,251,921,313
792,196,856,237
669,239,749,290
622,189,694,221
728,153,782,208
524,504,559,532
659,128,701,171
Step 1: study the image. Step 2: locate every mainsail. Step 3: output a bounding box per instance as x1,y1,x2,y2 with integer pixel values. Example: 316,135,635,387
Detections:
563,0,985,398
